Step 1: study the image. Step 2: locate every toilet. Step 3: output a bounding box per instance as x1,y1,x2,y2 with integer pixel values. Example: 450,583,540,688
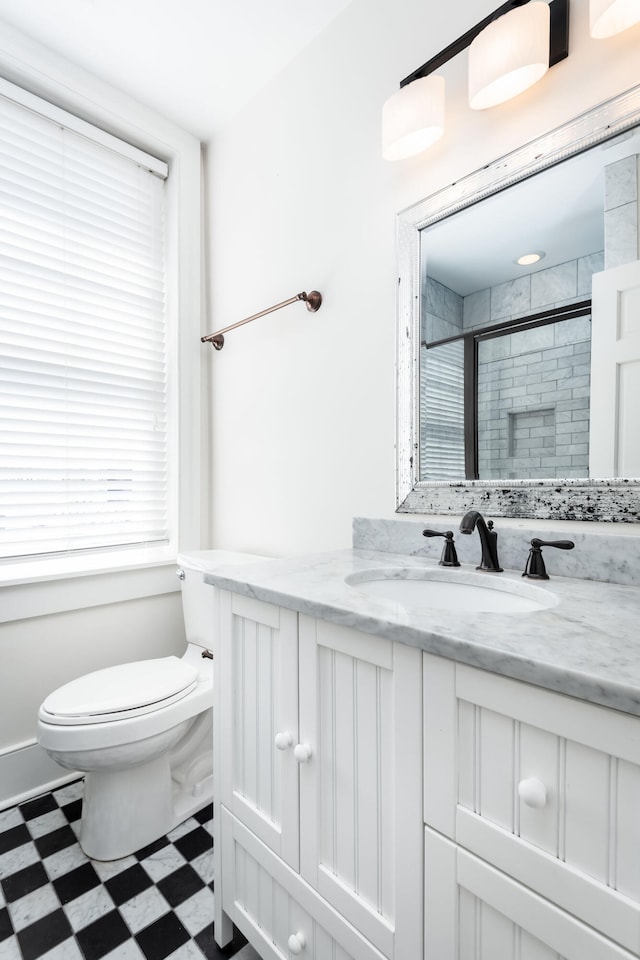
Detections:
37,550,264,861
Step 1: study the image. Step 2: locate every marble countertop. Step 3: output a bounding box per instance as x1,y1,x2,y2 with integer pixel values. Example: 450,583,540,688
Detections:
205,549,640,717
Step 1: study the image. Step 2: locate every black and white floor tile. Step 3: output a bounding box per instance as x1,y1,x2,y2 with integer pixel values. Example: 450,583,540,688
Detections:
0,781,261,960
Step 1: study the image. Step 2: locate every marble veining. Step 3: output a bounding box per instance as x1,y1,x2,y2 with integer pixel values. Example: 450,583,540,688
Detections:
353,515,640,585
205,545,640,717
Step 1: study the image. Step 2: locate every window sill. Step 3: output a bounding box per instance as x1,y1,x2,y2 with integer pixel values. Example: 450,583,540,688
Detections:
0,547,182,624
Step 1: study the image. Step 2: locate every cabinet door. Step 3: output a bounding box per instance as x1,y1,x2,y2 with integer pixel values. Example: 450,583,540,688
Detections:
222,808,387,960
298,617,423,960
218,591,300,870
424,655,640,954
425,827,637,960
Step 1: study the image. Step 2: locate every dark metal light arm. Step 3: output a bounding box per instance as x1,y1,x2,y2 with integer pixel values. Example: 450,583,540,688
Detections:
399,0,569,89
201,290,322,351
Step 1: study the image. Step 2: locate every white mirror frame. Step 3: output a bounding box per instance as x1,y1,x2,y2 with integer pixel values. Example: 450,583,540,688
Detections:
396,83,640,523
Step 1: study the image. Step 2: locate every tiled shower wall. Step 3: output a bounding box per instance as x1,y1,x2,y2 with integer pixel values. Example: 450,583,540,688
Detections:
470,255,601,479
420,256,601,479
604,153,640,268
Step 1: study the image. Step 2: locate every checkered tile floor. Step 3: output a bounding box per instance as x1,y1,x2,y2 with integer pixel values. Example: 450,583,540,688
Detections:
0,781,260,960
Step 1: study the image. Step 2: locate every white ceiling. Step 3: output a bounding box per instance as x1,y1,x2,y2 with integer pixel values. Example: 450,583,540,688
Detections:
0,0,354,141
423,127,640,296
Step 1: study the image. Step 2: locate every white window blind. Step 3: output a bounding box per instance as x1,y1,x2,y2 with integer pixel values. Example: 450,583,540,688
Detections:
0,86,170,561
420,341,466,481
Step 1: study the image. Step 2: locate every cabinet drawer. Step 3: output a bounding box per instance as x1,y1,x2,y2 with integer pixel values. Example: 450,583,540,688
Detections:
425,827,638,960
221,808,387,960
424,655,640,954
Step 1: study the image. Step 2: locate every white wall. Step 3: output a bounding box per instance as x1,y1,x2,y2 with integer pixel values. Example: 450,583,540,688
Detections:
204,0,640,557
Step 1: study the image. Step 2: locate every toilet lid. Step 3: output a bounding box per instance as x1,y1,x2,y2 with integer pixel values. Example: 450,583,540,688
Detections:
41,656,198,723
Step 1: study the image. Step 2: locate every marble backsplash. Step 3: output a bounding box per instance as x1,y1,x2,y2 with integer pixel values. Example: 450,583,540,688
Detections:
353,515,640,586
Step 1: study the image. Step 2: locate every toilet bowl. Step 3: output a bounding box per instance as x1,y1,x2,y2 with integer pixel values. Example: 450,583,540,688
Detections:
37,549,266,861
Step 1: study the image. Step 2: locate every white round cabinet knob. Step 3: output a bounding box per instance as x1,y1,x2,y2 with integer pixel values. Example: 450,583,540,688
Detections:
293,743,312,763
518,777,547,808
287,931,306,954
274,732,293,751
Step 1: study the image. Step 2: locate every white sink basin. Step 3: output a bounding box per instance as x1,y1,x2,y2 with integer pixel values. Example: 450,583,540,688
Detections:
344,568,556,614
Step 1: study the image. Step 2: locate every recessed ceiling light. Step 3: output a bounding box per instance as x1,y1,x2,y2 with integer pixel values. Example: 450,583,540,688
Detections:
516,251,546,266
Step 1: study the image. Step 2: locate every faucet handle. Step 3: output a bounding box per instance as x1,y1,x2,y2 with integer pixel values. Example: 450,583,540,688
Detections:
522,538,575,580
422,529,460,567
531,538,575,550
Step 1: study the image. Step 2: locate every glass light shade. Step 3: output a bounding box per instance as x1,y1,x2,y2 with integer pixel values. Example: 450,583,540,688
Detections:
382,75,445,161
590,0,640,37
468,1,550,110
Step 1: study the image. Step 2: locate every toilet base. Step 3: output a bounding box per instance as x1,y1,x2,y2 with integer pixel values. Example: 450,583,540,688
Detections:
79,756,213,861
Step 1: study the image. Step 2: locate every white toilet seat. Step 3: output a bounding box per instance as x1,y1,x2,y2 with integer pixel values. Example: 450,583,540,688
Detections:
39,656,198,726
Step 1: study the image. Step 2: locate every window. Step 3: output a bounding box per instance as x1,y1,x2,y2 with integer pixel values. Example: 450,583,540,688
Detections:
0,83,172,561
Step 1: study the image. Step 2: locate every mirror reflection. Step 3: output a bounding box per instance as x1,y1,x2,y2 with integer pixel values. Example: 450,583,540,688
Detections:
419,123,640,482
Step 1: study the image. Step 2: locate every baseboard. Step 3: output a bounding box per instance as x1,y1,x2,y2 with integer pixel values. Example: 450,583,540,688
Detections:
0,739,80,811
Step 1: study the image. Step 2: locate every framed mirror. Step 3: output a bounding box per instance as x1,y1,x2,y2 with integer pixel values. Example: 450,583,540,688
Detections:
396,84,640,522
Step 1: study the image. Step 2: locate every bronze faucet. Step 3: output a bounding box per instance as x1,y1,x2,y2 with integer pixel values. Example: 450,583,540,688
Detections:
459,510,503,572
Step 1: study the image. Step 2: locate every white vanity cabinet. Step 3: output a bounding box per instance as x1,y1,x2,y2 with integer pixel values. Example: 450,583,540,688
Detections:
214,589,424,960
423,653,640,959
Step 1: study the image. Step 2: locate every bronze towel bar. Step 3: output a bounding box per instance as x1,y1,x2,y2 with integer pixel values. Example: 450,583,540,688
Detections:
201,290,322,350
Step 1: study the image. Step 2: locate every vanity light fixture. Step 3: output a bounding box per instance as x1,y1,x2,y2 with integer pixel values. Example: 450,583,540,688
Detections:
589,0,640,37
469,2,551,110
382,75,445,161
382,0,569,161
